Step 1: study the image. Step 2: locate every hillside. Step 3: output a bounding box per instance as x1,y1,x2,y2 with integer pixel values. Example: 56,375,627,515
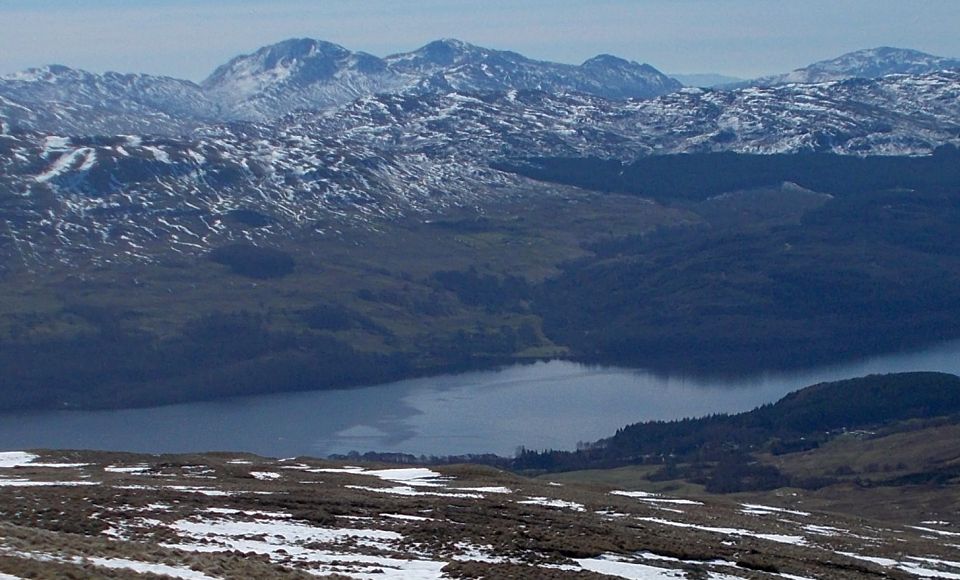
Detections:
515,372,960,466
5,147,960,409
507,150,960,370
515,373,960,515
0,449,957,579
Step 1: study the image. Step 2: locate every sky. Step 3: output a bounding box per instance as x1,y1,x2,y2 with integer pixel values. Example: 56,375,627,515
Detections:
1,0,958,81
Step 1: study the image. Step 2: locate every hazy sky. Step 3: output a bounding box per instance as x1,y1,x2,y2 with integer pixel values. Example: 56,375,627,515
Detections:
2,0,957,81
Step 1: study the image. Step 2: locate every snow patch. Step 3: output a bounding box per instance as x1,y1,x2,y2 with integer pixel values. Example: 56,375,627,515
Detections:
87,557,217,580
453,486,513,494
909,525,960,537
0,451,39,468
345,484,483,499
575,553,743,579
0,452,88,469
612,490,703,505
380,513,432,522
105,465,152,474
144,146,171,163
640,517,807,546
164,512,452,579
34,147,96,182
741,503,810,517
163,485,234,496
839,551,960,579
803,524,845,536
0,478,98,487
204,507,292,518
518,496,586,512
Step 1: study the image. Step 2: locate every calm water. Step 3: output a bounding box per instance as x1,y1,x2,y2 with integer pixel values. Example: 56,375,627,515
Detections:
3,340,960,458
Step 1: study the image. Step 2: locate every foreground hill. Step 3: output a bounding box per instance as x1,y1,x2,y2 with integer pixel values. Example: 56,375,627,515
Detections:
516,372,960,470
0,449,957,579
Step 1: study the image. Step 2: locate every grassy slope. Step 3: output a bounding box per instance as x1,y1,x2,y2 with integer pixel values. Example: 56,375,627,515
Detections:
0,189,682,339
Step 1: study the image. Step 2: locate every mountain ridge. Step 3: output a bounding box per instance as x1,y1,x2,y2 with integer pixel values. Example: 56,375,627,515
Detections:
0,37,682,131
203,37,682,121
734,46,960,88
4,41,959,137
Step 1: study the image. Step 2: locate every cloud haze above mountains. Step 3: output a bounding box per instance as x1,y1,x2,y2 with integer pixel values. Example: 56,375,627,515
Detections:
1,0,958,81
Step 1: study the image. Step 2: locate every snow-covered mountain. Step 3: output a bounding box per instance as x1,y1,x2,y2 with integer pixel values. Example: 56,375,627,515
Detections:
0,38,681,133
740,47,960,87
202,38,682,122
385,39,680,101
0,65,217,135
317,71,960,159
201,38,402,122
2,70,959,268
2,39,960,269
6,41,956,139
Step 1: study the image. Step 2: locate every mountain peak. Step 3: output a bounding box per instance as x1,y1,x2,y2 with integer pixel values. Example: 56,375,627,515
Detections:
582,54,632,68
432,38,475,50
419,39,472,64
822,46,951,65
201,38,387,98
853,46,933,57
255,38,350,65
203,38,354,82
2,64,87,82
392,38,489,67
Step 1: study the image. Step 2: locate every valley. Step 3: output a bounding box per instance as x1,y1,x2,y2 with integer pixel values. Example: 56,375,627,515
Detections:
3,43,960,414
2,45,959,411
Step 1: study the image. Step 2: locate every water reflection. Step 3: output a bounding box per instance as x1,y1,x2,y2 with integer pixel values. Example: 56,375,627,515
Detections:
2,339,960,458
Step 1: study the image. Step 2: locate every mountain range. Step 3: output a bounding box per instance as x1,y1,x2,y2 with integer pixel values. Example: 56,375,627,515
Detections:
2,40,959,137
0,38,681,133
204,38,683,121
2,65,959,267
